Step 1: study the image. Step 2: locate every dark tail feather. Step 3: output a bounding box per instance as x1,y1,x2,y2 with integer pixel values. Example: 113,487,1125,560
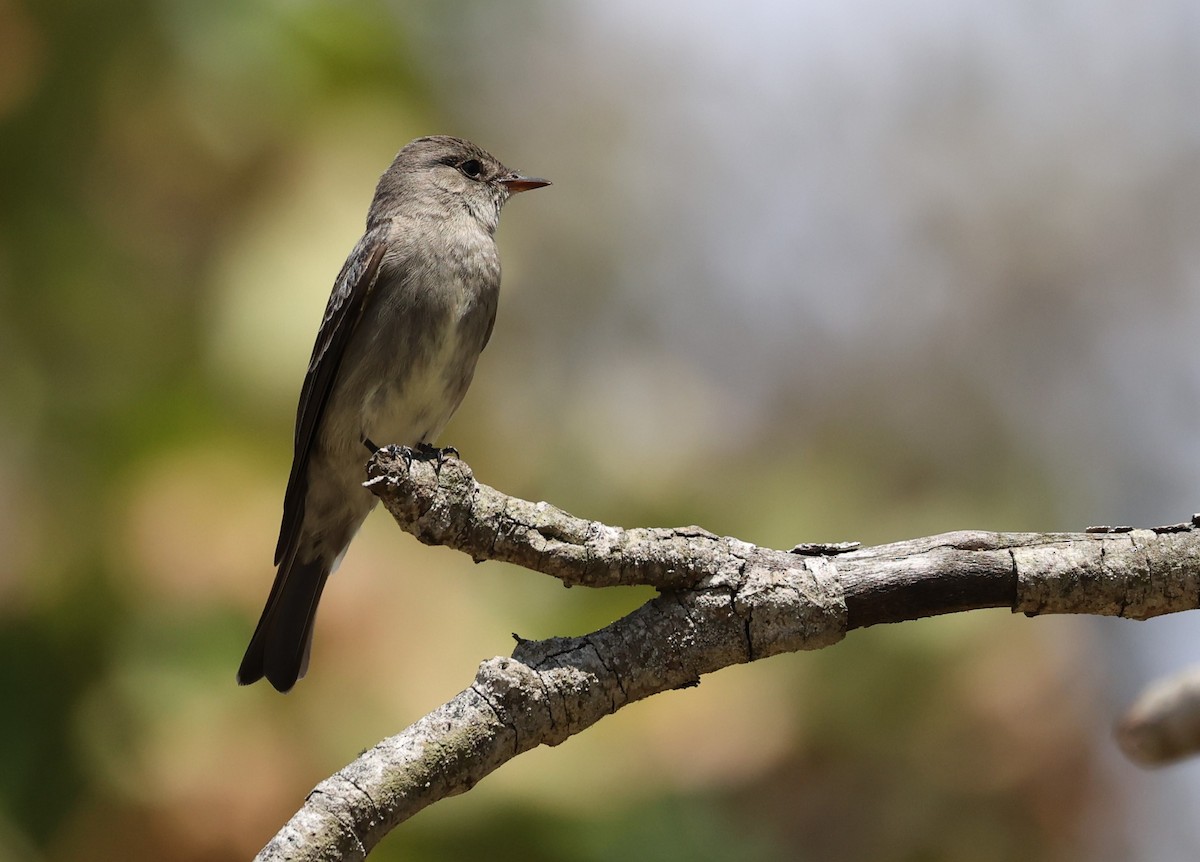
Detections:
237,553,332,692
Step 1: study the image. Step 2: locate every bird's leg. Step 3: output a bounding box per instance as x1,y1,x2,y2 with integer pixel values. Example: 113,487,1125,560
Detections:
362,436,380,454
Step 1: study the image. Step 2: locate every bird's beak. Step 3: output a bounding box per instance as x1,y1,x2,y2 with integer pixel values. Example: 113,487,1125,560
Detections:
500,174,551,194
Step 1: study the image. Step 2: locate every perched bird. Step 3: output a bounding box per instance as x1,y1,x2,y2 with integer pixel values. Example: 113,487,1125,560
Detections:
237,136,549,692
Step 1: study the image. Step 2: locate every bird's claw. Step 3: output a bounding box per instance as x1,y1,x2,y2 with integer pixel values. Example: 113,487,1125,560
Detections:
378,442,459,475
376,443,415,471
416,442,459,475
789,541,860,556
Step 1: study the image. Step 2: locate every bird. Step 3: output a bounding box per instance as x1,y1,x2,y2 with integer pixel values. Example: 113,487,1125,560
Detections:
237,136,549,692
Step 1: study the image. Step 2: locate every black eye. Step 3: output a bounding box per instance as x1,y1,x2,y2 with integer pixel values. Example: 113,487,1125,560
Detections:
459,159,484,179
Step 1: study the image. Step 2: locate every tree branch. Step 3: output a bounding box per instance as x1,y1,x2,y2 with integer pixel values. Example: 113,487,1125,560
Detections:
255,449,1200,861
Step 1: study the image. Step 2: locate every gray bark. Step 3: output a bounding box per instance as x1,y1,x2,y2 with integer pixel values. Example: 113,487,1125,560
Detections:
255,449,1200,861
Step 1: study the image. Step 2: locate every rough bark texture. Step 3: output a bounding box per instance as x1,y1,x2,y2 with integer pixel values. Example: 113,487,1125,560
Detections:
254,449,1200,861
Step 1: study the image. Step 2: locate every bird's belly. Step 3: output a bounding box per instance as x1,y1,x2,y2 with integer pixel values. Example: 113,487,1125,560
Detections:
362,321,479,447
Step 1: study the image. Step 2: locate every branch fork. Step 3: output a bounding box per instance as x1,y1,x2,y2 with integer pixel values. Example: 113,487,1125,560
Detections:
256,450,1200,861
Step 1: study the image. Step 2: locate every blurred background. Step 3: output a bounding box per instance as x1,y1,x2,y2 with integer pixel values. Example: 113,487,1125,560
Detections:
2,0,1200,859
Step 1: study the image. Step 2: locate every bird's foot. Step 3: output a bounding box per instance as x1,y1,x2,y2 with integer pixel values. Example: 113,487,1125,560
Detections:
376,443,416,471
789,541,861,556
416,442,459,475
415,442,459,459
377,443,459,475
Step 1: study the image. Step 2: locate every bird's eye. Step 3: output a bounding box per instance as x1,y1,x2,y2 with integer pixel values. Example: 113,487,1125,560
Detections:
459,159,484,179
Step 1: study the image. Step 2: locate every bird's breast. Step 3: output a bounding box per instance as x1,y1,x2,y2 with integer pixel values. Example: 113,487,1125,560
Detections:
349,235,499,448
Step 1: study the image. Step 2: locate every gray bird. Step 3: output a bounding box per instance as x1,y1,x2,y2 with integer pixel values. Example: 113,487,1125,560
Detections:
237,136,549,692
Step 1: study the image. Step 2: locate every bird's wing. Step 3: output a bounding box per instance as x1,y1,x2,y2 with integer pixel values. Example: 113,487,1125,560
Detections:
480,305,498,353
274,233,388,565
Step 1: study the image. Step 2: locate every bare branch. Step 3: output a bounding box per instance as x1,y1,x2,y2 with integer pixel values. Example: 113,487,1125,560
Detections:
255,450,1200,861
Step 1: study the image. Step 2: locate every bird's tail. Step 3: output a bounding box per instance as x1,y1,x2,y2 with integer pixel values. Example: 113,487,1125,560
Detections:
237,552,332,693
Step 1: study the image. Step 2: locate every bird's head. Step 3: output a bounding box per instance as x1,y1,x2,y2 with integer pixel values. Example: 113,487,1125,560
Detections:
371,135,550,233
